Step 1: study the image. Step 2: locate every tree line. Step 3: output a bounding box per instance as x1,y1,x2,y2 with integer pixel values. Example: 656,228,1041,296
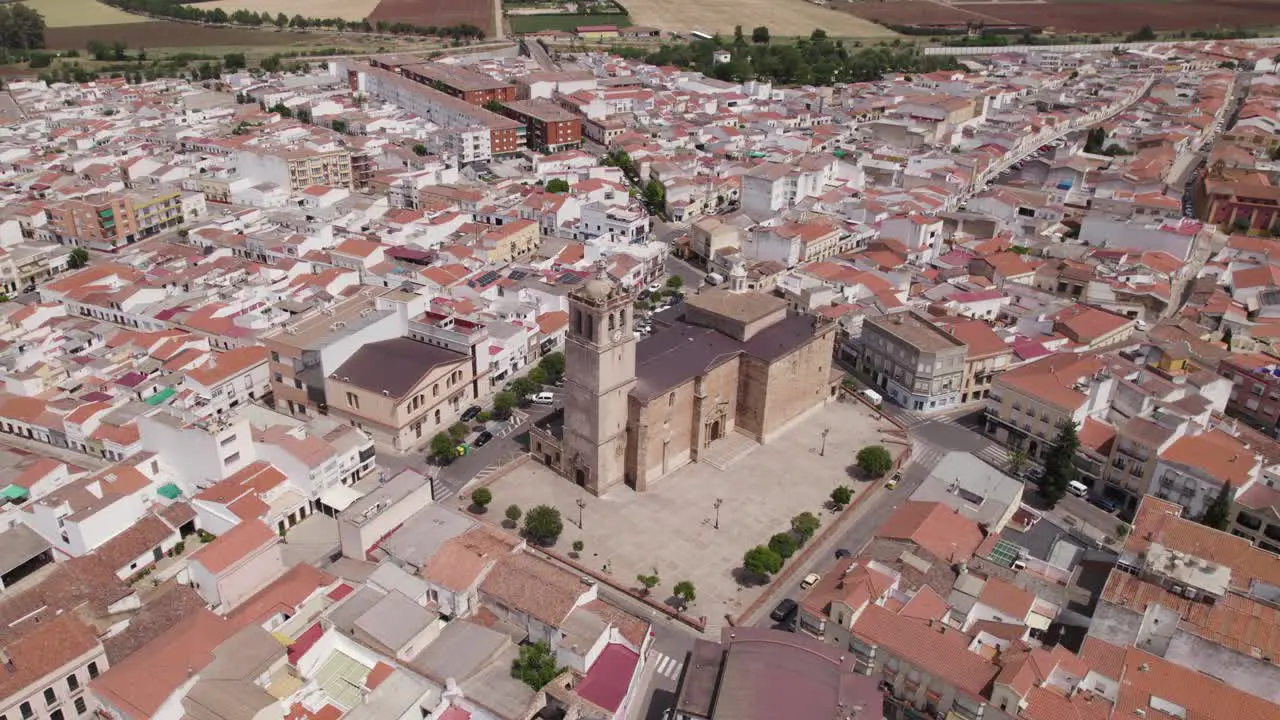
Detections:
99,0,485,40
610,27,959,87
0,3,46,52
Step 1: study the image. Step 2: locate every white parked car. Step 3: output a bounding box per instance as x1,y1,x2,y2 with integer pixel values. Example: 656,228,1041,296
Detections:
801,573,821,589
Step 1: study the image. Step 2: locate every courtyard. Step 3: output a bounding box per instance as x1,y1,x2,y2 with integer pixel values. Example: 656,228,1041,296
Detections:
477,397,903,633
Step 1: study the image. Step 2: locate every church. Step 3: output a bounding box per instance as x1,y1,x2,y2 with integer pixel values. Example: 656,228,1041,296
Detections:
529,267,840,496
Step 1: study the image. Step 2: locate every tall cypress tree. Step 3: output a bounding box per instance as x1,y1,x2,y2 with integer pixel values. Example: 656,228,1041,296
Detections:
1040,421,1080,508
1201,481,1233,531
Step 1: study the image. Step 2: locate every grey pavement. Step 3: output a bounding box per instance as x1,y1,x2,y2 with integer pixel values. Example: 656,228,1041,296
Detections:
0,433,107,470
481,399,901,636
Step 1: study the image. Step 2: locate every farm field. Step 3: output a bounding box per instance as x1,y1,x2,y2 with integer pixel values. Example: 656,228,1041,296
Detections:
948,0,1280,33
509,12,631,32
42,22,373,50
182,0,383,22
22,0,153,27
368,0,494,31
621,0,896,37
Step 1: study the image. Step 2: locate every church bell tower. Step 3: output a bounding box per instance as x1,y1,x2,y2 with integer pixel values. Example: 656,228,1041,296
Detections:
562,266,637,495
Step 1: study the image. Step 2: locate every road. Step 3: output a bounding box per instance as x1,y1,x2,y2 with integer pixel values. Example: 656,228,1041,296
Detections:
378,390,564,503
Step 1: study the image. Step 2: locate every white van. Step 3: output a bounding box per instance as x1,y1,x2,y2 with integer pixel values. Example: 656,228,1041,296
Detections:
532,391,555,405
1067,480,1089,498
859,389,883,407
705,272,725,286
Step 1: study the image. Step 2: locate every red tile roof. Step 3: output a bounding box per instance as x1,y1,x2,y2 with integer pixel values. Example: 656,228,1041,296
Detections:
852,604,997,699
575,643,640,712
876,501,984,562
188,520,275,574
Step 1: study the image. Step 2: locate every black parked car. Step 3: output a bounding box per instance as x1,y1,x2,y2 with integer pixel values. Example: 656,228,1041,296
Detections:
474,430,494,447
1089,496,1120,514
461,405,483,422
770,598,798,624
835,548,852,559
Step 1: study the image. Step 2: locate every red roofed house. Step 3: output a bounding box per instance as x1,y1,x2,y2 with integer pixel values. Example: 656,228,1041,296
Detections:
182,345,271,418
187,520,284,612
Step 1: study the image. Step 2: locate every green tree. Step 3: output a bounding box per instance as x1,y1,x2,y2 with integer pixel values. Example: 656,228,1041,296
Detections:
523,504,563,545
491,391,518,420
751,26,770,44
448,422,469,441
743,545,783,578
275,12,288,27
830,485,853,509
412,143,427,156
665,275,683,289
223,52,247,70
429,432,455,464
856,445,893,478
571,539,584,558
636,569,659,594
511,640,562,690
791,511,820,542
67,247,90,270
331,119,348,133
527,365,548,385
260,54,283,72
673,580,696,609
1223,327,1233,350
509,377,538,400
768,532,797,560
1126,24,1156,42
87,40,110,61
1007,448,1029,477
1201,481,1233,531
1115,522,1131,539
471,487,492,511
505,504,522,526
484,98,505,113
539,352,565,383
1040,421,1081,508
643,179,665,212
111,41,127,61
545,178,570,193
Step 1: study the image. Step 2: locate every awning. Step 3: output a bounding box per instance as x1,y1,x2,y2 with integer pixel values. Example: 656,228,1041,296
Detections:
144,387,176,406
1,484,28,500
156,483,181,500
320,484,364,513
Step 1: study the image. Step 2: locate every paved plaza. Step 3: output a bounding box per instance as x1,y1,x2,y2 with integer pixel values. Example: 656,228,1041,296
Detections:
478,397,903,633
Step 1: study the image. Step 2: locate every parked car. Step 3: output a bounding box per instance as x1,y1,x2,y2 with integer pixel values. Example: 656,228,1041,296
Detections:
1089,496,1120,514
474,430,494,447
800,573,821,589
461,405,483,422
834,548,852,559
886,471,901,490
770,598,798,623
533,391,555,405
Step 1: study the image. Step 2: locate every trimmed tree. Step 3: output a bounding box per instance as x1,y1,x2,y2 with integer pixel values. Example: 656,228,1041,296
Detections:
505,504,522,527
539,352,565,383
856,445,893,478
768,532,797,560
636,570,660,595
791,511,821,543
429,432,455,464
673,580,696,609
1201,481,1233,531
523,505,564,546
1040,421,1081,508
571,540,584,558
666,275,683,289
448,422,469,441
830,486,853,509
511,640,562,690
743,545,783,579
68,247,90,269
1007,448,1029,477
751,26,770,43
545,178,570,193
510,377,538,400
492,391,518,420
471,487,492,512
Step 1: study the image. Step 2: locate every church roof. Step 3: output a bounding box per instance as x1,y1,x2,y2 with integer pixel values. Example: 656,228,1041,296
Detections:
631,311,823,402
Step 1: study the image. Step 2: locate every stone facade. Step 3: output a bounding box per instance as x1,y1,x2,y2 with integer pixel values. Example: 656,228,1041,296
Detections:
533,272,838,496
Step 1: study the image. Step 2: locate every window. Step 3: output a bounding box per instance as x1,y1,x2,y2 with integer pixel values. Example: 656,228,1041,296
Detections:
219,434,237,447
49,711,63,720
20,702,32,720
668,393,675,406
67,674,79,692
271,351,280,363
74,698,86,716
346,392,360,409
224,452,240,465
44,688,56,707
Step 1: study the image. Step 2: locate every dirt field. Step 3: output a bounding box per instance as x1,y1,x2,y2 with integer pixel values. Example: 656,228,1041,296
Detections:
185,0,383,22
622,0,896,37
23,0,152,27
368,0,494,30
843,0,996,27
949,0,1280,33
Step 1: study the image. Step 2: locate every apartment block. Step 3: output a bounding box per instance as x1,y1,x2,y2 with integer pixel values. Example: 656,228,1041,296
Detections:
859,311,967,412
399,62,516,106
500,99,583,152
235,146,354,192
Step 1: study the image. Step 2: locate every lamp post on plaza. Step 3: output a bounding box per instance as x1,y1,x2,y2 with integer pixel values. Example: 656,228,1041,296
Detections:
820,428,830,457
576,498,586,530
713,498,723,530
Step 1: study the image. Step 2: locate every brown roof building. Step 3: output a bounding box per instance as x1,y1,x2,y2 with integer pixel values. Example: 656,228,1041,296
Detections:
674,627,882,720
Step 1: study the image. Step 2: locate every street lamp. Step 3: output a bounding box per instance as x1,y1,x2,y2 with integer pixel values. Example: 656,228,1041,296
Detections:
576,498,586,530
820,428,830,457
713,498,723,530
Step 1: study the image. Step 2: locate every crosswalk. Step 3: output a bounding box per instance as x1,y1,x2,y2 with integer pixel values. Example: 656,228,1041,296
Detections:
651,650,685,681
879,403,976,431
